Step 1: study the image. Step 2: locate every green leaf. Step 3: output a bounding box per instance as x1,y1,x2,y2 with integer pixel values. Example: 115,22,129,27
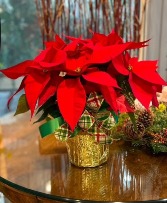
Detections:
36,96,56,115
49,110,61,118
99,101,110,111
70,126,81,138
110,110,119,123
14,94,29,116
151,143,167,154
128,112,137,129
33,111,48,124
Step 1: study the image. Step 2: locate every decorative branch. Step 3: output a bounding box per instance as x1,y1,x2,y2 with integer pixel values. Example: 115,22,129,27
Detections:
35,0,146,55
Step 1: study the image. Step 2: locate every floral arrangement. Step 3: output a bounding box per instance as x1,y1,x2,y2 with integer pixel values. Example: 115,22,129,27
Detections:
1,30,166,143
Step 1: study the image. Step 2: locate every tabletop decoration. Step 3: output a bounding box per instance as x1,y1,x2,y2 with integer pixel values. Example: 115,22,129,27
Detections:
111,88,167,154
1,30,166,167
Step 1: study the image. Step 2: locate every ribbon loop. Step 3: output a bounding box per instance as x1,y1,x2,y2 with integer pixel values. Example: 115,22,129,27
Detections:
98,114,115,130
78,110,95,130
39,116,64,138
54,123,72,141
86,92,104,112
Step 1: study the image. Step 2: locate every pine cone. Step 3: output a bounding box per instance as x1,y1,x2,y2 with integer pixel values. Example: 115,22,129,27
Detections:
124,121,145,139
138,110,153,128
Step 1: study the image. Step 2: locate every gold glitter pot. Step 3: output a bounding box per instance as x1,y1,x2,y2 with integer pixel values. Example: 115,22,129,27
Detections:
66,132,110,167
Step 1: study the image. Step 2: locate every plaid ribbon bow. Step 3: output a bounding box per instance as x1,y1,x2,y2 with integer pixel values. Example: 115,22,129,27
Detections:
54,92,115,143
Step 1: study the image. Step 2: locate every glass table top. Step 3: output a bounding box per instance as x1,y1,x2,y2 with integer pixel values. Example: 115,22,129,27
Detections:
0,115,167,202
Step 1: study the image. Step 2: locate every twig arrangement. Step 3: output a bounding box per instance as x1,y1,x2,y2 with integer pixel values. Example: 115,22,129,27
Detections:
35,0,145,53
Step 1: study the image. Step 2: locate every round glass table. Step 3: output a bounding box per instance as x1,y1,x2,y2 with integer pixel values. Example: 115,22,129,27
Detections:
0,117,167,202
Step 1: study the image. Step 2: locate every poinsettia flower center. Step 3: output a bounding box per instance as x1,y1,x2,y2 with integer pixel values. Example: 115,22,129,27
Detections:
128,65,133,71
43,69,48,73
75,67,82,73
59,71,67,77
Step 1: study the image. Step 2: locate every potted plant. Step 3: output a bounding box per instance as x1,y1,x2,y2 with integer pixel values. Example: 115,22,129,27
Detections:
1,30,166,167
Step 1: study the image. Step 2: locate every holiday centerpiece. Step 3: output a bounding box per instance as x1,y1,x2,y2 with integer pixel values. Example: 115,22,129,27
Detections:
111,87,167,154
1,30,166,167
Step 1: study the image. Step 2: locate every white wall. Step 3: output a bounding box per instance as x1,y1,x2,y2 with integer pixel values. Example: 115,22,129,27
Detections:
141,0,167,81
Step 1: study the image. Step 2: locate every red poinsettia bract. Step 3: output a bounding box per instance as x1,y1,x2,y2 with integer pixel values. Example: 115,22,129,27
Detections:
109,52,166,109
128,57,166,108
0,31,165,131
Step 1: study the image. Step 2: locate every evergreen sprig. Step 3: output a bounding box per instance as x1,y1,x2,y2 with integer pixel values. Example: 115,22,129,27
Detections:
112,102,167,154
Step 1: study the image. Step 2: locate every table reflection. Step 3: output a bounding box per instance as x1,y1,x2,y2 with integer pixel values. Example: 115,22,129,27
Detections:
50,141,167,201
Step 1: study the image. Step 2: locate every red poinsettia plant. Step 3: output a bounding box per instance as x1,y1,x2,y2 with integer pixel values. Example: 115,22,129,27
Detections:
1,30,166,139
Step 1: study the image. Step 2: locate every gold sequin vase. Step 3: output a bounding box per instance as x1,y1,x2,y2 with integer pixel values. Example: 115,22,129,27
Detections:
66,132,110,167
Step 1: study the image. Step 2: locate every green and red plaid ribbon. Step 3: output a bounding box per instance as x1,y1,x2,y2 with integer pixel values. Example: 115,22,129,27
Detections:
86,92,104,112
39,92,115,144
